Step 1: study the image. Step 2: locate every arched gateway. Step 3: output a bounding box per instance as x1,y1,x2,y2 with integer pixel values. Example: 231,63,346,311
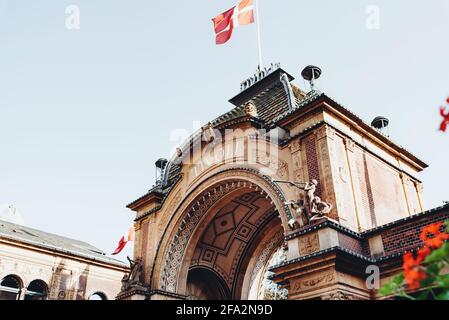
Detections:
117,64,437,300
155,168,290,299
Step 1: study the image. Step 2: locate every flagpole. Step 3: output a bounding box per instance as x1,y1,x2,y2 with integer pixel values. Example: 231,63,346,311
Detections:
254,0,263,69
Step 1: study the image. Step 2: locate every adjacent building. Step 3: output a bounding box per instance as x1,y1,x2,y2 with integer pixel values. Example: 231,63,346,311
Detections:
0,219,128,300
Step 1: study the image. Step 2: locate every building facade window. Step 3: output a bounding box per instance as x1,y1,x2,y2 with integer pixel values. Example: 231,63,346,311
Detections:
25,280,48,300
88,292,108,300
0,275,22,300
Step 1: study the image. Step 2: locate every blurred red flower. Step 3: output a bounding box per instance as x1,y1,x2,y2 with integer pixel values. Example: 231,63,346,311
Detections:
403,252,427,290
420,222,449,249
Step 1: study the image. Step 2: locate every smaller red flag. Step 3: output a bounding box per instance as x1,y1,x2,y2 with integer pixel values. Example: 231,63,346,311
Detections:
440,105,449,132
112,236,127,255
112,226,135,255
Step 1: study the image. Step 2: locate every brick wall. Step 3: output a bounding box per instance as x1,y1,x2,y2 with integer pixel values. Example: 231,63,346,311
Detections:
380,210,449,256
338,233,365,255
304,136,322,197
303,207,449,259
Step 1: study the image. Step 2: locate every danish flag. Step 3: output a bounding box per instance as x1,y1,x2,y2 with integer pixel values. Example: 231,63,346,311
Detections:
212,0,255,45
112,226,135,255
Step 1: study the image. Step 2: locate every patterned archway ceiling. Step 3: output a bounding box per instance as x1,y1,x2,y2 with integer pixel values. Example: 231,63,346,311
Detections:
190,191,276,289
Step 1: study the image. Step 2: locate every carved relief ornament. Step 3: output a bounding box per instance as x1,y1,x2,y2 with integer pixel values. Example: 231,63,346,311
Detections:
344,137,355,152
289,138,301,154
315,125,335,141
291,272,335,293
299,233,320,256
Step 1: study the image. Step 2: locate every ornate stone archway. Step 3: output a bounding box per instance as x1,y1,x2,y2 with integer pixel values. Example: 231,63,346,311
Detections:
154,168,292,297
120,64,431,301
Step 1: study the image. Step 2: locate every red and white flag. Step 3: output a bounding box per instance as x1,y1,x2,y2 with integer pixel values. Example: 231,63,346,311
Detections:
212,0,255,45
112,226,135,255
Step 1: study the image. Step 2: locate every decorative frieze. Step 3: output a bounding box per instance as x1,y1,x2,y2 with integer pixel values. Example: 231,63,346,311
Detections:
256,154,289,179
290,271,335,293
321,290,364,300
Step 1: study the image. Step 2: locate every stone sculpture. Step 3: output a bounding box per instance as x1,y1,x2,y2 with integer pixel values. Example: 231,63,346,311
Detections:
273,179,333,229
121,257,145,291
244,102,259,118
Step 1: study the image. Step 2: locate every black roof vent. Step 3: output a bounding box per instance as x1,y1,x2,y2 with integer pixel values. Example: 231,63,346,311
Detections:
371,116,390,137
301,65,322,92
155,158,168,169
371,116,389,129
155,158,168,186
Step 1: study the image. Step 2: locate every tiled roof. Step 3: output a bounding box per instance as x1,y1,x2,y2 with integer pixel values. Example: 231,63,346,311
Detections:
0,219,128,268
212,84,305,128
249,83,304,127
271,90,323,123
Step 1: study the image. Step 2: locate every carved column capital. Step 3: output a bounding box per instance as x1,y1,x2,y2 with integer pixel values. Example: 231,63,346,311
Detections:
415,182,423,193
289,138,302,153
134,221,142,231
399,172,411,183
344,137,355,152
315,125,335,141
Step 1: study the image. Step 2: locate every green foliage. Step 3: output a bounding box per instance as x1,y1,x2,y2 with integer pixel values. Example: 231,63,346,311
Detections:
380,221,449,300
425,243,449,264
379,274,404,296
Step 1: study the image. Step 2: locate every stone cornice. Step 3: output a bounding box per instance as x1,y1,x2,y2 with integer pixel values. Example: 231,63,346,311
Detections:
148,289,187,300
268,246,373,274
285,219,363,241
127,190,165,212
115,288,150,300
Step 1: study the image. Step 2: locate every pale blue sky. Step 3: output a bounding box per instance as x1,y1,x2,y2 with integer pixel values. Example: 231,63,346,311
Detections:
0,1,448,260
